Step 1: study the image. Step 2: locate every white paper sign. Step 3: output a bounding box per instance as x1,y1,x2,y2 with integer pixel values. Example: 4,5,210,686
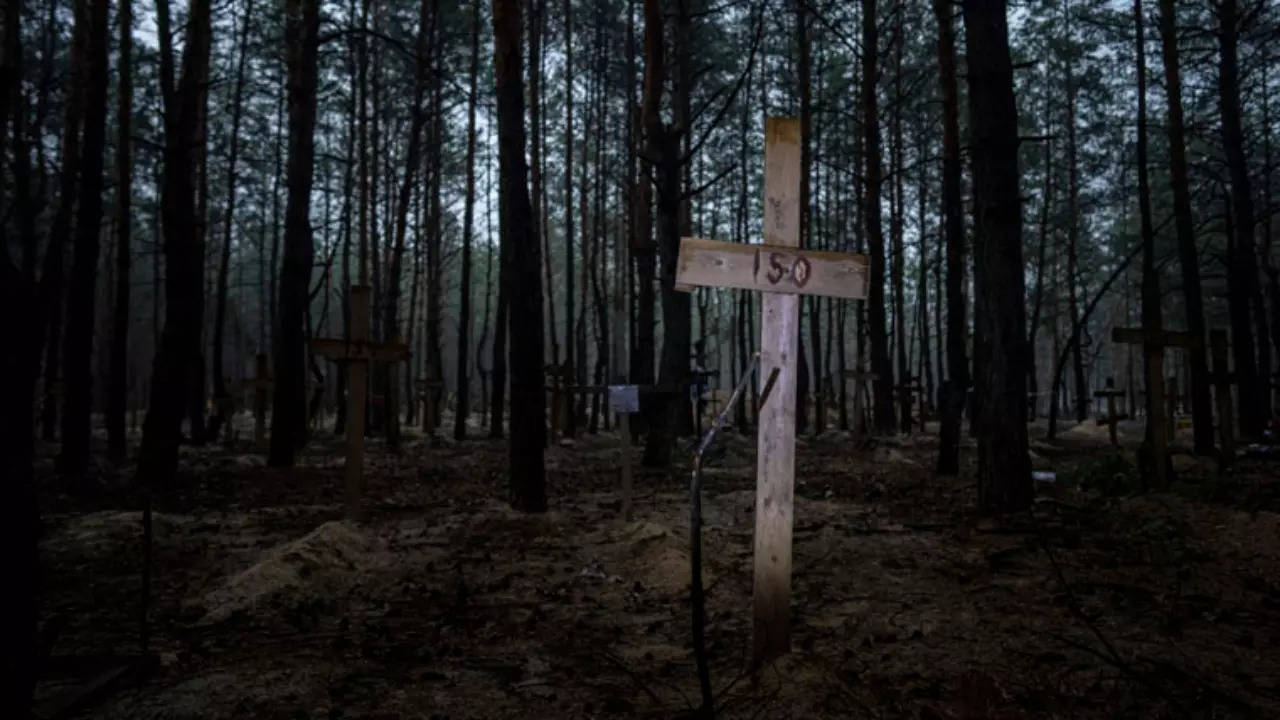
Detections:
608,385,640,413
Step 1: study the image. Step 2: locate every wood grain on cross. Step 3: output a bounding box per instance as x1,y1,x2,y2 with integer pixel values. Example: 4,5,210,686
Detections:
310,285,409,518
675,117,869,663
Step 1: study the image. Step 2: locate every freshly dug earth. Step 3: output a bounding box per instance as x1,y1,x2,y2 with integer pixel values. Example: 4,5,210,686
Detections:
33,419,1280,718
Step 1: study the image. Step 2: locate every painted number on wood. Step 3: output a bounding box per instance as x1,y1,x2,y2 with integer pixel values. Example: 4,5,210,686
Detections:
758,249,812,289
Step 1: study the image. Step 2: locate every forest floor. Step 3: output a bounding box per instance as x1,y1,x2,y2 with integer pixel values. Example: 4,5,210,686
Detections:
31,412,1280,719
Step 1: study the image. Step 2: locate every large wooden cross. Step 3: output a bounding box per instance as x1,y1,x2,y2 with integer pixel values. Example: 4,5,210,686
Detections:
310,285,409,518
1111,326,1200,488
675,117,869,662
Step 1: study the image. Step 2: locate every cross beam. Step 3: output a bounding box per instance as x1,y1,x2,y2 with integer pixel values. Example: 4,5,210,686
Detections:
675,117,869,663
310,285,410,518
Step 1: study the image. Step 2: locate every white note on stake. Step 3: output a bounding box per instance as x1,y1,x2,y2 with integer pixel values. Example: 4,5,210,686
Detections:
608,385,640,413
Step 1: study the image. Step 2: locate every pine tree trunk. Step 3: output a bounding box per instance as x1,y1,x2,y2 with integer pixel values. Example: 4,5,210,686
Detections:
136,0,211,488
1135,0,1168,489
1063,39,1088,423
210,0,253,441
59,0,110,472
935,0,967,474
492,0,546,511
1216,0,1265,435
267,0,320,466
455,0,480,440
962,0,1031,512
861,0,895,435
1157,0,1214,454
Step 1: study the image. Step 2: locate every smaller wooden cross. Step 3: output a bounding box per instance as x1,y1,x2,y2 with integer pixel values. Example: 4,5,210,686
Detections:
894,379,925,433
416,374,445,434
843,369,877,442
310,285,409,518
234,353,274,445
1111,326,1199,484
1093,377,1125,447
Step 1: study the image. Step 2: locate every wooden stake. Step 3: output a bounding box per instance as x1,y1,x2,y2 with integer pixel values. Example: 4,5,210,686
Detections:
310,286,409,518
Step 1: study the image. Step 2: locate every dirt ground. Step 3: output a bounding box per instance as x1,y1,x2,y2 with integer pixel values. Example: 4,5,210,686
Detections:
31,413,1280,719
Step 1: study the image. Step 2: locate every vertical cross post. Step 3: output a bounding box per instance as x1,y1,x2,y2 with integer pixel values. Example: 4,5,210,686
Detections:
752,117,803,662
1093,377,1124,447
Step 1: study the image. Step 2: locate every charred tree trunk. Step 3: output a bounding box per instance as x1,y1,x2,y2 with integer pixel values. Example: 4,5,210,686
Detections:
962,0,1031,512
935,0,966,474
1157,0,1214,454
268,0,320,465
492,0,546,510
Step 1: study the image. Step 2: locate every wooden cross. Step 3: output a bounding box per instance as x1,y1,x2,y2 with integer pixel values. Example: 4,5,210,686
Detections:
1111,326,1200,487
1093,377,1126,447
894,379,926,433
230,353,274,445
416,375,445,434
675,117,870,663
843,369,877,444
310,285,409,519
1209,330,1235,465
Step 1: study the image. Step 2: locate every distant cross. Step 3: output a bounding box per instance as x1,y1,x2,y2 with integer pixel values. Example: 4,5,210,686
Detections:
231,353,273,445
416,373,445,435
843,369,877,444
894,378,925,433
1111,326,1199,487
675,117,870,663
310,285,410,518
1093,376,1125,447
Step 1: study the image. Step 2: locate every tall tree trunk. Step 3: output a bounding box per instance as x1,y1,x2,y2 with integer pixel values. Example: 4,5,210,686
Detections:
562,0,577,436
1216,0,1265,436
492,0,546,510
268,0,320,465
861,0,895,434
1063,30,1087,423
797,0,821,434
916,133,933,414
1135,0,1168,488
962,0,1031,512
383,0,436,447
1027,108,1052,421
210,0,254,441
640,0,692,467
1157,0,1214,454
935,0,966,474
455,0,480,440
107,0,134,461
136,0,211,488
40,0,90,443
2,0,40,706
60,0,110,473
890,2,910,434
